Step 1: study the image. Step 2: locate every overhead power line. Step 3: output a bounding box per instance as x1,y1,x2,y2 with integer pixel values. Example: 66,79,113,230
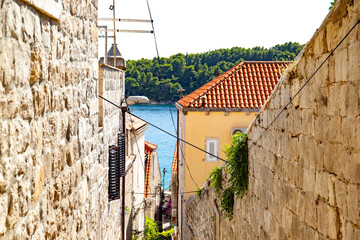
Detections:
144,0,202,190
99,95,227,163
249,18,360,148
98,18,153,23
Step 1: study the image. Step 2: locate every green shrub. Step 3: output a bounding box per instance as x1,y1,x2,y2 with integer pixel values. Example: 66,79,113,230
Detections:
207,131,249,220
220,188,235,220
133,216,174,240
224,132,249,198
208,166,223,195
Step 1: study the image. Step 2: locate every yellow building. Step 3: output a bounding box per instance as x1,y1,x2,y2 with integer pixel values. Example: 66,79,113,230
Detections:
172,61,288,236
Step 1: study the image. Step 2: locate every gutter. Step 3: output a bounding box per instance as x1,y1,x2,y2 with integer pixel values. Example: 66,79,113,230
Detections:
175,102,260,114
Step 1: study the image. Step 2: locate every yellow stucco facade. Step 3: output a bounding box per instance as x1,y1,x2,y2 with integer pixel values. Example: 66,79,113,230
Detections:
177,109,258,198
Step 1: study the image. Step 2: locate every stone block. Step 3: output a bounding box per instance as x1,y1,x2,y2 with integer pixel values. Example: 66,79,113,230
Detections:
60,168,71,198
19,89,34,120
9,119,31,155
0,43,15,91
347,184,359,225
6,2,22,40
299,86,314,110
341,116,357,149
334,47,348,83
304,197,317,228
347,40,360,82
43,82,53,114
302,168,316,193
0,121,9,157
313,114,329,143
346,153,360,184
13,220,29,239
18,177,32,217
29,43,43,85
7,183,20,229
334,179,347,215
313,29,328,55
315,171,330,201
327,115,342,143
42,149,53,186
13,44,31,89
79,179,88,205
327,83,340,116
33,165,43,203
32,84,45,118
339,82,359,117
0,194,8,236
6,89,20,119
355,116,360,150
323,143,344,176
344,221,360,240
317,201,339,239
30,120,43,160
295,191,306,222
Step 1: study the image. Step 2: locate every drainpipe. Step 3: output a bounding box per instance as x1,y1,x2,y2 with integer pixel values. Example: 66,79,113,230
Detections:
176,108,180,238
121,102,127,240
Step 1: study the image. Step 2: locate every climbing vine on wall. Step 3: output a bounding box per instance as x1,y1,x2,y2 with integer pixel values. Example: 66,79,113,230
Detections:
207,166,223,194
224,132,249,198
207,132,249,220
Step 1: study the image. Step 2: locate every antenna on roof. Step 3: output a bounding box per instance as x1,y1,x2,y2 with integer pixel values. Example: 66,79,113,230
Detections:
98,3,154,63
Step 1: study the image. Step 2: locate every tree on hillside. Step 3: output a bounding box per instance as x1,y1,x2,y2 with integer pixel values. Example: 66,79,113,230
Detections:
125,42,304,102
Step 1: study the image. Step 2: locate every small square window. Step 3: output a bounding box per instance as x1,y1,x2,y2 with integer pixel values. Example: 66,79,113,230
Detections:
205,138,219,162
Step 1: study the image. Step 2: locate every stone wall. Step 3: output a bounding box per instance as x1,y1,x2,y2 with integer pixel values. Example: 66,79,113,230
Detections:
0,0,125,239
184,0,360,239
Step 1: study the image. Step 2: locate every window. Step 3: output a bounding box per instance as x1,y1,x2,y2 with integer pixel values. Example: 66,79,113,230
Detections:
231,128,247,139
205,138,219,162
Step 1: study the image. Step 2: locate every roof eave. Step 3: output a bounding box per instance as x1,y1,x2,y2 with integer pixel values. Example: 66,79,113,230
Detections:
177,106,260,113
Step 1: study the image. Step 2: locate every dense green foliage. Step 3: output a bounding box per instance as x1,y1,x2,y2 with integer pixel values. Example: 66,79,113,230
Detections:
207,166,223,195
207,132,248,221
224,132,249,198
220,188,235,221
133,216,173,240
125,42,304,102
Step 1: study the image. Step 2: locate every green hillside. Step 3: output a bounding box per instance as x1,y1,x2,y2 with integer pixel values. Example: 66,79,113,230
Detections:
125,42,304,102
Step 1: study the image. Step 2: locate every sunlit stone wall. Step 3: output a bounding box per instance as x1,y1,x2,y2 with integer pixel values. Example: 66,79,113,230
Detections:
184,0,360,239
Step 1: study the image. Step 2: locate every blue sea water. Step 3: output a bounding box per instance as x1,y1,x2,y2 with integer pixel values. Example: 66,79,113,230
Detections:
129,104,177,190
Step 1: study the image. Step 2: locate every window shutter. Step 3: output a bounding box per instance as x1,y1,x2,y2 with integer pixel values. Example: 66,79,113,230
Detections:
205,138,218,161
118,133,125,177
108,145,120,201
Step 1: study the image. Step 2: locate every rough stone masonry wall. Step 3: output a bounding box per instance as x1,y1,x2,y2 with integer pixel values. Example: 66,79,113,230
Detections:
0,0,124,239
98,65,124,239
185,0,360,239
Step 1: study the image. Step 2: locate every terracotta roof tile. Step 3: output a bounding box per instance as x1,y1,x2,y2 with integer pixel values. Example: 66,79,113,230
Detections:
128,115,147,131
144,141,157,198
171,143,177,172
178,61,289,109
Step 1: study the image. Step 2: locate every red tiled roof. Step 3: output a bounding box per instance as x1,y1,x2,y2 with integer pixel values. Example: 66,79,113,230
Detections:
177,61,289,109
144,141,158,198
171,143,177,172
145,141,157,153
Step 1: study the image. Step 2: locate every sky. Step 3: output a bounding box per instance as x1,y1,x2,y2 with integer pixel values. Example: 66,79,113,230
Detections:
98,0,333,60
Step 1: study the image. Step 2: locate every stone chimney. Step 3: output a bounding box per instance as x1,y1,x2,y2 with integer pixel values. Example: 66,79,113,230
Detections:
100,44,126,70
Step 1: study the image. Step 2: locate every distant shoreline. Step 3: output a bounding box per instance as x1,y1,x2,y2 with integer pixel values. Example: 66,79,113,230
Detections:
144,101,176,105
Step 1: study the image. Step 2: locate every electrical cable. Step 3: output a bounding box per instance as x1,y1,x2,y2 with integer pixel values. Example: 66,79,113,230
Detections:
129,190,200,195
99,95,227,162
128,114,155,197
145,0,202,192
249,18,360,148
